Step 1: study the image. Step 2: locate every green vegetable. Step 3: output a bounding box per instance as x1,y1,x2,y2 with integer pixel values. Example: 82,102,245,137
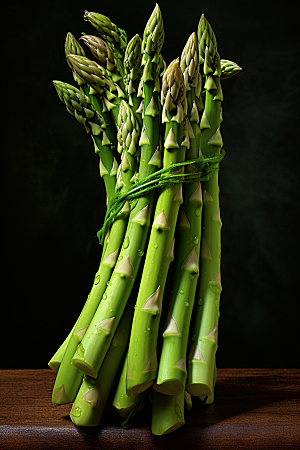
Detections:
154,32,203,396
83,10,127,70
186,14,223,398
51,94,138,405
69,286,136,427
70,3,165,381
126,57,187,397
123,34,143,126
49,4,241,435
151,390,185,435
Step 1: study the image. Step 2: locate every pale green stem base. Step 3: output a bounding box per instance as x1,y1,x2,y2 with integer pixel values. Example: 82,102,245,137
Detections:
113,355,143,419
151,390,185,435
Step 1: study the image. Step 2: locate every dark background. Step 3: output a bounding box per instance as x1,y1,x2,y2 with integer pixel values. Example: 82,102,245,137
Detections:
3,0,299,369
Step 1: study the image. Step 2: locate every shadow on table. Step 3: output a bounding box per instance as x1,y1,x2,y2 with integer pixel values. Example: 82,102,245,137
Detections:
59,371,299,448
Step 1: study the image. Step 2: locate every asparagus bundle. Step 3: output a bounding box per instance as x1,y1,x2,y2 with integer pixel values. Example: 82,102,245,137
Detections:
49,3,241,435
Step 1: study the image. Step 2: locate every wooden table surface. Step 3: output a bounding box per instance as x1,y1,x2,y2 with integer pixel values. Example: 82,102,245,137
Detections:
1,368,299,449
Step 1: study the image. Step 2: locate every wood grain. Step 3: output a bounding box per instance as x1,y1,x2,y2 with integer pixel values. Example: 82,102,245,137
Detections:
1,369,299,449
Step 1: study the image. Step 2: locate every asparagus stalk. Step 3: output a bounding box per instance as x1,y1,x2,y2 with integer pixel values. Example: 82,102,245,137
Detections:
83,10,127,73
69,286,136,427
199,362,217,404
52,80,116,201
126,57,187,397
51,99,138,405
49,79,117,374
186,14,223,398
154,32,203,396
48,325,75,373
220,59,242,79
50,37,120,370
112,354,144,419
69,54,127,130
70,3,165,380
80,34,126,93
151,390,185,435
65,32,86,87
65,33,119,170
123,34,143,126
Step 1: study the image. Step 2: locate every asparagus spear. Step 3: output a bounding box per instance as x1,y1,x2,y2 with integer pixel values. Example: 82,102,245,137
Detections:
186,14,223,398
154,32,203,396
220,59,242,79
199,363,217,405
65,32,86,87
83,10,127,73
49,33,122,371
80,34,125,92
112,354,144,419
80,34,117,74
151,390,185,435
70,3,165,380
123,34,143,126
48,77,118,371
51,99,138,405
69,285,136,427
67,53,127,126
65,33,119,166
52,80,116,201
48,325,75,373
126,57,187,397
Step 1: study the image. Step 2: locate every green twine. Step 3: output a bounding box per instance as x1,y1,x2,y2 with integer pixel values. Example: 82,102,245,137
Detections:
97,149,225,244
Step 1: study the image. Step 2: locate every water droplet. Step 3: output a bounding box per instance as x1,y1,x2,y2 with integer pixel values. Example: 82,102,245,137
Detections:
198,297,204,306
179,289,184,295
195,208,201,216
154,243,158,248
72,406,81,417
94,274,100,285
77,343,85,357
84,375,95,385
134,351,137,356
147,327,150,331
185,301,189,307
138,249,144,256
175,404,182,419
124,236,130,249
193,236,199,245
110,308,113,312
209,281,221,295
134,338,138,343
103,293,107,300
189,274,195,281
